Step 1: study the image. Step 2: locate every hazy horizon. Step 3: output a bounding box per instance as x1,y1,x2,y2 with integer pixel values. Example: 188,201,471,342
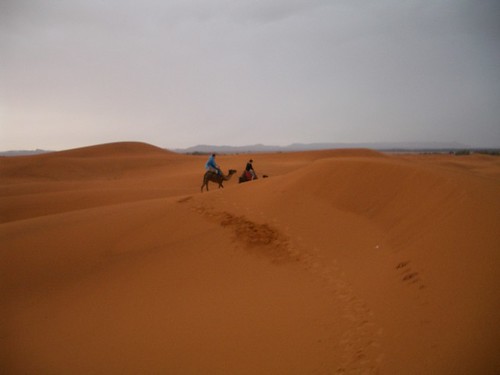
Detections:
1,0,499,150
1,140,494,155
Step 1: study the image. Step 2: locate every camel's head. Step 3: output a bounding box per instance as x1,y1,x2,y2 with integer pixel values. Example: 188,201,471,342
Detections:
228,169,237,175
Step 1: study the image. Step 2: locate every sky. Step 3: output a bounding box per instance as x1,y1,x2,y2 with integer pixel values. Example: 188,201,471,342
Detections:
1,0,499,151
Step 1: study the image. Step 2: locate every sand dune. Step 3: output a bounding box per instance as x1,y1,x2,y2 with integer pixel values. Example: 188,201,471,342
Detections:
1,142,499,374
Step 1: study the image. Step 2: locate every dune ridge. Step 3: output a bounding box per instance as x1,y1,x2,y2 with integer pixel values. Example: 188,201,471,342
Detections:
1,142,499,374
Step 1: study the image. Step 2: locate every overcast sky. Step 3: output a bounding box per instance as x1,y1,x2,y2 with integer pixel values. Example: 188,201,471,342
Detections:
1,0,499,150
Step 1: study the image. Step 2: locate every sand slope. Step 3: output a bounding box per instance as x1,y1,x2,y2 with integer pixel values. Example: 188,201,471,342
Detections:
1,142,499,374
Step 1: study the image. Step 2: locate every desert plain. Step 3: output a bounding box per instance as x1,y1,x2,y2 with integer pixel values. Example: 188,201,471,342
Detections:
1,141,499,374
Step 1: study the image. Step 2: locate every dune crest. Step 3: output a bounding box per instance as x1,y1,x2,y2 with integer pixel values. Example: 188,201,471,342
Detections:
0,142,181,181
50,141,174,158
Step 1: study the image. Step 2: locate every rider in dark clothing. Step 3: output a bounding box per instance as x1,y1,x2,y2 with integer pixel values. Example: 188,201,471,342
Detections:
245,159,256,179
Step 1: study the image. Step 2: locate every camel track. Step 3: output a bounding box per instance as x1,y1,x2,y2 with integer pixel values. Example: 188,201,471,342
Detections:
188,193,384,374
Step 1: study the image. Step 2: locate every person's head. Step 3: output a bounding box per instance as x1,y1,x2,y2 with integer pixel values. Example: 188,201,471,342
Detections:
249,159,253,163
212,153,216,157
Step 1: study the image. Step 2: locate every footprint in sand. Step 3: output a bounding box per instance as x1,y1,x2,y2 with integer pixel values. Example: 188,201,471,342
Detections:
396,261,425,289
177,196,193,203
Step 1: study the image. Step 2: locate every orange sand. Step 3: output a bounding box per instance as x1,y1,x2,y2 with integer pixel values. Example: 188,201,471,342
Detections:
1,142,499,374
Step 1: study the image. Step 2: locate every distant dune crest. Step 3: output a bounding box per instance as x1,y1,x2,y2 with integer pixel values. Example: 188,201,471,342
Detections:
0,142,172,157
0,142,181,182
52,141,173,158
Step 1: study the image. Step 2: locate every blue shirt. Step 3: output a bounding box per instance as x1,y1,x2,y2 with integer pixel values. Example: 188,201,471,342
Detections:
205,155,217,170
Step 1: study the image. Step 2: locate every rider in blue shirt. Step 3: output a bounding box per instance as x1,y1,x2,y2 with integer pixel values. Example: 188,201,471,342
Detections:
205,154,221,175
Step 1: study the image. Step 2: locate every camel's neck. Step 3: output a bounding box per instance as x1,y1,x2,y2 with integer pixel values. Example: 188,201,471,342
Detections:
223,173,233,181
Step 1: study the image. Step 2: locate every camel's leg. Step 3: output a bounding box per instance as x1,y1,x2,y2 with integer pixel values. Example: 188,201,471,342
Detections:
201,177,209,192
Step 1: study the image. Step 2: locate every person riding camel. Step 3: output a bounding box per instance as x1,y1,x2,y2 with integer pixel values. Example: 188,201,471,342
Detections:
205,153,221,175
245,159,256,180
238,159,258,183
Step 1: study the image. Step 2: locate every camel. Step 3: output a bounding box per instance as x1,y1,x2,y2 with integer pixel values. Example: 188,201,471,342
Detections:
201,169,237,192
239,170,258,183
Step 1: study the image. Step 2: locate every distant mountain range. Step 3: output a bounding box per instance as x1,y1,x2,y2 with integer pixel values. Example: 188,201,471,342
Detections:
0,149,52,157
174,142,472,154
